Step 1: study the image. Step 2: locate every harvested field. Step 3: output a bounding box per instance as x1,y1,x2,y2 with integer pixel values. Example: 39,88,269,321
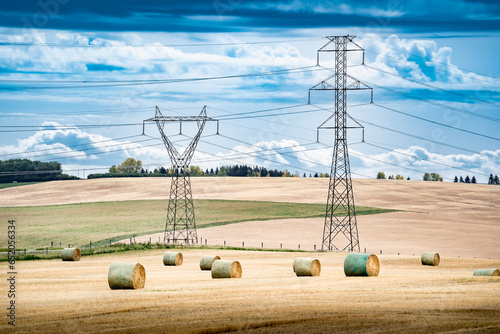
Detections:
0,177,499,331
1,249,499,333
0,178,498,258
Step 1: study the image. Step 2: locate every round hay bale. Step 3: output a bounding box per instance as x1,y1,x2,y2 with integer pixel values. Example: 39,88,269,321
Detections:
61,247,80,261
473,268,500,276
293,257,321,276
163,251,183,266
211,260,242,279
344,253,380,277
200,255,221,270
421,252,440,266
108,262,145,290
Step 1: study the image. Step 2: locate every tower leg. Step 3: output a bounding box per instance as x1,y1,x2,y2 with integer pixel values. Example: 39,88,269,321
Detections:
164,170,198,245
322,141,359,252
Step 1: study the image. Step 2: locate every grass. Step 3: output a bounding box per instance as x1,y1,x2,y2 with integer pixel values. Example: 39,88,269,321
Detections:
0,199,395,249
0,242,312,262
0,182,40,190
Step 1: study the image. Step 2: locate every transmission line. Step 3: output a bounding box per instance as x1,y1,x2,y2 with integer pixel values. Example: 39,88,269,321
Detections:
365,64,500,106
372,103,500,142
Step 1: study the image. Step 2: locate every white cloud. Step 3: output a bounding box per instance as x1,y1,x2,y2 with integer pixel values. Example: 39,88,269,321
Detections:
353,34,492,90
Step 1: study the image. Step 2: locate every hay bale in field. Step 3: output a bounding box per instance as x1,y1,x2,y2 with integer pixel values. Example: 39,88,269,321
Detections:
421,252,440,266
163,251,183,266
211,260,242,279
61,247,80,261
293,257,321,276
108,262,146,290
344,253,380,277
200,255,221,270
473,268,500,276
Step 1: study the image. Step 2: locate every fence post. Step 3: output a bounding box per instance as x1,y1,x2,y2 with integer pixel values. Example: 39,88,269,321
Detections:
149,237,151,244
110,239,112,246
224,240,226,246
90,241,92,249
280,243,282,249
261,242,263,248
51,241,53,248
24,249,26,255
205,239,207,245
364,248,366,253
380,250,382,254
59,242,61,247
242,241,244,248
68,243,70,248
314,244,316,251
298,244,300,250
46,247,48,254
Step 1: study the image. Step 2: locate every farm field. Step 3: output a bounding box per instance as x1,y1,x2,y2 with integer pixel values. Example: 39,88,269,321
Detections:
1,177,498,258
0,177,499,332
0,199,390,250
0,249,499,333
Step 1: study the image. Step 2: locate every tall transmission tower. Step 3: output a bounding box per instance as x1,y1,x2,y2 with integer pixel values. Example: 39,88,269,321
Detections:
309,35,372,252
143,106,218,245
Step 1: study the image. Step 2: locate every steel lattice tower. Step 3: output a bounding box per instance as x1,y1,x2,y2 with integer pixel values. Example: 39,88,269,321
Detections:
309,35,372,252
143,106,218,245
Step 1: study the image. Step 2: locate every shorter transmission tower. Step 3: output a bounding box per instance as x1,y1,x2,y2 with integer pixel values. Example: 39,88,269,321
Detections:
143,106,218,245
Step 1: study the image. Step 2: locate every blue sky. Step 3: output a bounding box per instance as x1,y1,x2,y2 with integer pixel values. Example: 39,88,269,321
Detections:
0,0,498,182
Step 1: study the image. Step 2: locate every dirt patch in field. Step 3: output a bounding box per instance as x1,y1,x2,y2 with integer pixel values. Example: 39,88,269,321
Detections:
2,250,499,333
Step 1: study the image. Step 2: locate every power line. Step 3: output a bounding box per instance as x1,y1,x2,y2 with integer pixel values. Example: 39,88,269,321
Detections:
372,103,500,142
0,66,325,89
361,40,499,81
355,117,480,154
0,37,320,48
365,64,500,106
367,81,500,123
0,123,142,133
0,134,144,158
362,142,490,177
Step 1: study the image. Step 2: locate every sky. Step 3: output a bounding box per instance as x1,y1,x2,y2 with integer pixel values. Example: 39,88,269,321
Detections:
0,0,499,182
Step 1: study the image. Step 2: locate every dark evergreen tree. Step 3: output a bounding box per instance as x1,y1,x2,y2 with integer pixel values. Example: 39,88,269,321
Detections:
303,173,307,177
159,167,167,174
471,176,477,184
489,174,494,184
465,175,470,183
454,176,458,183
495,175,500,185
459,176,464,183
314,173,319,177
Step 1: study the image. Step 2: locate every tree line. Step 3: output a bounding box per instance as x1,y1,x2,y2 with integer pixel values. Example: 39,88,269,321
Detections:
453,174,500,185
88,158,331,179
0,159,78,183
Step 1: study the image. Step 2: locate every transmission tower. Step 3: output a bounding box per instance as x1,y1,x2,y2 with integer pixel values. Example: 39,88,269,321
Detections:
143,106,218,245
309,35,372,252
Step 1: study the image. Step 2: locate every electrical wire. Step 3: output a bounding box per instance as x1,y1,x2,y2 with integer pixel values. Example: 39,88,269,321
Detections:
0,66,326,89
0,37,321,48
365,64,500,107
372,103,500,142
360,40,500,82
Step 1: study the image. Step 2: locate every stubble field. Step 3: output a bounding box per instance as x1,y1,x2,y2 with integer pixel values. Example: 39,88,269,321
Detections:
0,177,499,332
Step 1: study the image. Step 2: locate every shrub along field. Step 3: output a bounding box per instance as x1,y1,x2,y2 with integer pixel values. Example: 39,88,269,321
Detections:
0,199,393,249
